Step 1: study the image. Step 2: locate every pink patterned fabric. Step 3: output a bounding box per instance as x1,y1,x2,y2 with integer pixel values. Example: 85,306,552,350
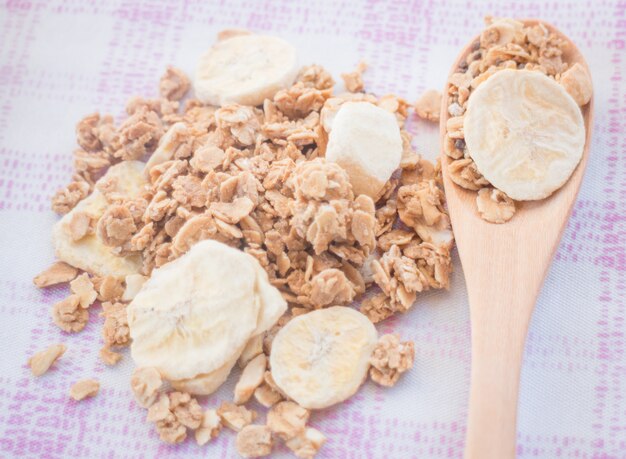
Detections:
0,1,624,457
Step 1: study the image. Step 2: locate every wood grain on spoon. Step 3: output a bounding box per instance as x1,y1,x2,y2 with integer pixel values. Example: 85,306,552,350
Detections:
439,20,594,459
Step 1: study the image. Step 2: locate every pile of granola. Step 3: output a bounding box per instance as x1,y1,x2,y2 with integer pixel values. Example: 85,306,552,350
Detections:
32,33,454,458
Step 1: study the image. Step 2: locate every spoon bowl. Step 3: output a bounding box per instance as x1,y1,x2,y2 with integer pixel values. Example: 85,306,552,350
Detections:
439,19,594,459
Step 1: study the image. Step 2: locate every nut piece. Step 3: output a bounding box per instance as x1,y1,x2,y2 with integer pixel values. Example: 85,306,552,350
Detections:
414,89,442,122
69,273,97,308
559,63,592,106
238,334,264,368
69,379,100,401
285,427,327,459
369,334,415,387
195,409,222,446
28,343,66,376
476,188,516,224
234,354,267,405
33,262,78,288
253,383,283,408
99,347,122,366
131,367,163,408
217,401,257,431
236,425,274,458
122,274,147,302
266,401,310,441
52,295,89,333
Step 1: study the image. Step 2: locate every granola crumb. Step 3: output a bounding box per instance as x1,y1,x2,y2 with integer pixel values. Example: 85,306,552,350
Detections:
52,295,89,333
341,61,367,93
99,347,123,366
284,427,327,459
414,89,442,122
369,333,415,387
195,409,222,446
69,273,97,308
69,378,100,401
96,275,125,302
266,401,310,441
33,262,78,288
101,301,130,348
28,343,66,376
159,66,191,101
131,367,163,408
476,187,516,224
236,425,274,458
217,401,257,431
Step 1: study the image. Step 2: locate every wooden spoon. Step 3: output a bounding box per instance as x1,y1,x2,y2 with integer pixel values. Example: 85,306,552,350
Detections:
439,20,594,459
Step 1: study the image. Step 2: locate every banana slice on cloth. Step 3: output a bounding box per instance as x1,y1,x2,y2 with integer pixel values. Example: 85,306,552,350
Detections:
325,102,402,199
270,306,378,409
52,161,145,278
128,239,286,383
463,69,585,201
195,34,298,107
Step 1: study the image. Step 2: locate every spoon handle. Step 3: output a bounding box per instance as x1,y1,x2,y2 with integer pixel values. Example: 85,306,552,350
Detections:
463,269,542,459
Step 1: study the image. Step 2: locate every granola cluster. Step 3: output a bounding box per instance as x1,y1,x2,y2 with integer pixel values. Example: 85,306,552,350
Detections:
443,16,592,223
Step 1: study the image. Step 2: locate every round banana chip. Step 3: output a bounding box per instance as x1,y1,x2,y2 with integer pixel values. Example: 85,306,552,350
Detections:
128,240,261,381
463,69,585,201
195,34,298,106
270,306,378,409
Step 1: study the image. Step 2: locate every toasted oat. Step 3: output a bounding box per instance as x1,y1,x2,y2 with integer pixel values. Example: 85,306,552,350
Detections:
51,295,89,333
99,347,123,366
195,409,222,446
68,210,95,241
147,392,202,444
360,292,395,323
51,180,90,215
234,354,267,405
236,425,274,458
476,188,516,223
69,378,100,401
341,61,367,93
28,343,66,376
95,275,125,302
101,302,130,348
414,89,442,122
217,402,257,432
559,63,592,106
285,427,327,459
447,158,490,191
97,204,137,247
369,333,415,387
266,401,310,441
131,367,163,408
159,67,190,102
33,262,78,288
253,383,283,408
69,273,97,308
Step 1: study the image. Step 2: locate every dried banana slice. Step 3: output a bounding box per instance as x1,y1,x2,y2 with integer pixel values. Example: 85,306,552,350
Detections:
52,161,145,278
270,306,378,409
195,34,298,106
464,69,585,200
128,240,286,382
325,102,402,199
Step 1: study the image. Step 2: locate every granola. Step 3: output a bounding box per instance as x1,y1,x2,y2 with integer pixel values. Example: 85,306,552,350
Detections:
217,402,258,432
69,379,100,401
51,295,89,333
28,343,66,377
33,262,78,288
236,425,274,458
369,333,415,387
195,409,222,445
